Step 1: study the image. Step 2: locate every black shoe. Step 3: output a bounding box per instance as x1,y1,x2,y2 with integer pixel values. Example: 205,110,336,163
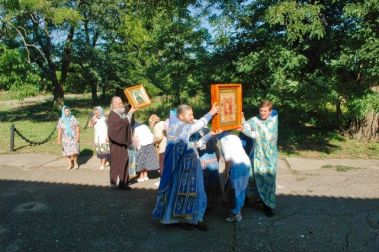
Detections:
263,204,275,217
196,221,208,231
112,183,132,191
110,183,118,189
120,185,132,191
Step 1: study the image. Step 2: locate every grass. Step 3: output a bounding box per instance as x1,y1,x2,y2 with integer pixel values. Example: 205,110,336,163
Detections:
278,126,379,159
0,95,95,155
0,93,378,159
0,90,10,101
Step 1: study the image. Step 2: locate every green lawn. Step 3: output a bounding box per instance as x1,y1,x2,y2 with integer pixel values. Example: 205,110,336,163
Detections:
0,95,95,155
0,94,378,159
0,93,174,155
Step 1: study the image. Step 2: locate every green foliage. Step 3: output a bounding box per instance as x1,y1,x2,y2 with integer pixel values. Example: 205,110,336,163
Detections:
236,45,308,107
18,0,81,25
8,83,40,100
0,0,378,138
0,44,42,99
266,1,325,43
208,0,378,133
347,91,379,119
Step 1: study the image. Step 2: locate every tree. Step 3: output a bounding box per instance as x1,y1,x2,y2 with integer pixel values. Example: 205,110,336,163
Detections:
145,2,210,105
1,0,81,108
0,44,43,99
207,0,378,140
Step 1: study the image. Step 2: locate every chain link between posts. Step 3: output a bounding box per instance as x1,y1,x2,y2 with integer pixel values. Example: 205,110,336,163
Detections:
14,126,56,146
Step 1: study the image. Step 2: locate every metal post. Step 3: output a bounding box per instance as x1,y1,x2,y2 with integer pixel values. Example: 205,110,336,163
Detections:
10,123,15,152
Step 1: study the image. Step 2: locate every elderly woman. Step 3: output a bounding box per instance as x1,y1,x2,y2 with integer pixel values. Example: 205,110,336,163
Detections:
88,106,110,170
148,114,167,175
132,123,160,182
57,106,80,170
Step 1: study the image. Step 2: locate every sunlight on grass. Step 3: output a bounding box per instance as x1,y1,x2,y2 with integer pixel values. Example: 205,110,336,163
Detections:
0,94,378,159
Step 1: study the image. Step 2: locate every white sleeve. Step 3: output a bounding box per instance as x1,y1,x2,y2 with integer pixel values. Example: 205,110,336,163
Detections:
189,112,212,135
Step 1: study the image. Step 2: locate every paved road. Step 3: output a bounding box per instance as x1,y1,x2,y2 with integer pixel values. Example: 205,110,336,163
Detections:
0,154,378,251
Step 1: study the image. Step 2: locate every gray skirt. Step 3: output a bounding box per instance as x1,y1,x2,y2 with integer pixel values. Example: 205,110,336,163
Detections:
136,144,159,172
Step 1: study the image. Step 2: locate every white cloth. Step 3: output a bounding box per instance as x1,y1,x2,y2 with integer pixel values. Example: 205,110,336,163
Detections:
220,134,251,166
94,117,108,144
133,124,154,150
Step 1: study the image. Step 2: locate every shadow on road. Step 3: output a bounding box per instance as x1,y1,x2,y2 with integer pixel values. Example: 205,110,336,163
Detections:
0,179,378,251
79,149,94,166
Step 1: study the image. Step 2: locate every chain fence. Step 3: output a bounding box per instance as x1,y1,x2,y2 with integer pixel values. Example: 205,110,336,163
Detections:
2,121,93,152
14,126,56,146
8,123,57,151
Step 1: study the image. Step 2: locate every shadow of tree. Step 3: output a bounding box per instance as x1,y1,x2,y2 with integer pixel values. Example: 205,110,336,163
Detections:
1,96,344,156
0,179,378,251
278,126,342,155
0,98,109,123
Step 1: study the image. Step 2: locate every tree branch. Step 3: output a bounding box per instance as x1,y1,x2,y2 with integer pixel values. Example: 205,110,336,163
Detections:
6,21,48,64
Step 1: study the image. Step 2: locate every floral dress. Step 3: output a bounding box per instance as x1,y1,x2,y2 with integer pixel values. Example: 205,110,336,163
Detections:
93,117,110,159
57,116,80,156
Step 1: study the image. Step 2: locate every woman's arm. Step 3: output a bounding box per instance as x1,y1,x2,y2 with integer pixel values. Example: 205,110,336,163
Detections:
153,135,163,145
75,126,80,143
57,127,62,145
88,116,96,128
153,125,164,144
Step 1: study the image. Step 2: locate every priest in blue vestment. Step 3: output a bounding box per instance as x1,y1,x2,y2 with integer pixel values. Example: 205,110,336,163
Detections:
153,104,219,231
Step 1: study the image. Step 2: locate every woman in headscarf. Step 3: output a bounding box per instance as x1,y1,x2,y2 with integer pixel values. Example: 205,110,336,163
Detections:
88,106,110,170
57,106,80,170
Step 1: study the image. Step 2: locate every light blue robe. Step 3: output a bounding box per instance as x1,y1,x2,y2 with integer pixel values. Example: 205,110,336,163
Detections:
242,110,278,209
152,111,213,224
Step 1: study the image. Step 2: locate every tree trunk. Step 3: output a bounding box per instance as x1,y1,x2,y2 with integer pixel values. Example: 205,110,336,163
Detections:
56,25,75,109
48,66,64,109
53,79,64,109
102,84,106,97
60,26,75,88
91,81,98,105
347,111,379,142
336,97,343,130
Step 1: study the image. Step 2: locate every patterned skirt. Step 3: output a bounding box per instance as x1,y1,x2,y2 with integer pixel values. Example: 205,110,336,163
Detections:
136,144,159,172
62,141,80,156
95,143,110,159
